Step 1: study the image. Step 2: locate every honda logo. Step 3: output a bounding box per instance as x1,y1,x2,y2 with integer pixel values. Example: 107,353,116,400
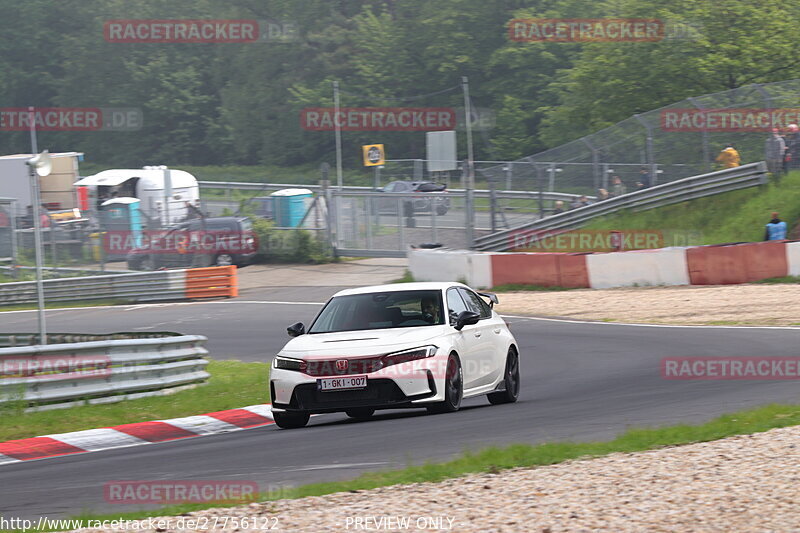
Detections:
335,359,348,371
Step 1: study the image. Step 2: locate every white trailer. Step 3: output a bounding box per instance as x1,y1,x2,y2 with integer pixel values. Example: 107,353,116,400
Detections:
0,152,83,217
75,167,200,226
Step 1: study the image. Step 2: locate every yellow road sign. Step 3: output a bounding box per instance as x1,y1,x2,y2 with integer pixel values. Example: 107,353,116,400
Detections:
362,144,385,166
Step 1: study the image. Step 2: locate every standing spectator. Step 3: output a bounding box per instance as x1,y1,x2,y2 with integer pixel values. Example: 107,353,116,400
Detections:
552,200,565,215
715,143,740,168
765,128,786,178
786,124,800,169
638,167,652,188
611,176,627,197
764,211,787,241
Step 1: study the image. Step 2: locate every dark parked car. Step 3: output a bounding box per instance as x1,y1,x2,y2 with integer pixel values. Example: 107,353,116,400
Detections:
377,181,450,216
127,216,256,270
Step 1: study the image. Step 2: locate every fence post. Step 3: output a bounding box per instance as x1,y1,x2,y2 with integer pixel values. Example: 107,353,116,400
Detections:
489,176,497,233
688,97,711,172
535,162,545,218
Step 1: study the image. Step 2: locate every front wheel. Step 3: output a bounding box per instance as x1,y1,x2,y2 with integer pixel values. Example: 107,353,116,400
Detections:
427,354,463,414
488,349,520,405
272,411,310,429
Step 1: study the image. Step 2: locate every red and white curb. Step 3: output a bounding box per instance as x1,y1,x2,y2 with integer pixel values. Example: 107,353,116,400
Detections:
0,404,274,466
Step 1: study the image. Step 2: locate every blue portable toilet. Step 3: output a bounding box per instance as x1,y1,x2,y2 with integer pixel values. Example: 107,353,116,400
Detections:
100,198,143,258
270,188,313,227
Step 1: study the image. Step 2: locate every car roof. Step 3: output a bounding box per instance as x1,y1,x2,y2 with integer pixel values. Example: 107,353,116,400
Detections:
333,282,468,298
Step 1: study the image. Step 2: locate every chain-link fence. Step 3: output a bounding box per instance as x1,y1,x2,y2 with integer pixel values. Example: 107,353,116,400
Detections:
479,79,800,197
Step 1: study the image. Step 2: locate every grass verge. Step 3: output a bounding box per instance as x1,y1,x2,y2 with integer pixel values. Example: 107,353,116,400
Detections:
0,360,268,442
390,270,415,283
584,170,800,244
752,275,800,284
14,402,798,531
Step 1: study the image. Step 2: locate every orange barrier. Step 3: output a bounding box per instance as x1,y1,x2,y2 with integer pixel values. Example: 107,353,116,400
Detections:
741,241,788,282
185,265,238,299
686,245,743,285
490,253,590,288
556,253,591,288
687,242,788,285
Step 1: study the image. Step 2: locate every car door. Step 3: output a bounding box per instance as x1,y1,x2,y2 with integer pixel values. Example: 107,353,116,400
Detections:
446,287,483,391
458,288,502,389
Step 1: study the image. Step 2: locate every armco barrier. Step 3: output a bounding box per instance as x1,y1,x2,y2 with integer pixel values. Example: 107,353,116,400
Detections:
0,333,209,409
587,247,690,289
0,266,238,306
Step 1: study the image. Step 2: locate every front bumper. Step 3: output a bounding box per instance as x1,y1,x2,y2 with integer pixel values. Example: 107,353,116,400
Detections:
270,359,441,413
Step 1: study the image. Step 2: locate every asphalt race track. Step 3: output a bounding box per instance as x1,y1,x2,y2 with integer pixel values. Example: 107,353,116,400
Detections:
2,293,799,519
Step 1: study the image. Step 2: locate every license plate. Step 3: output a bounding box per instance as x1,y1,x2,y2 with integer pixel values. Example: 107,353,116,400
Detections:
317,375,367,391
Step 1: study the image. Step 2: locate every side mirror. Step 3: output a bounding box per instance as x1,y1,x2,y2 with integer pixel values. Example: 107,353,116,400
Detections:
287,322,305,337
454,310,480,331
478,292,499,308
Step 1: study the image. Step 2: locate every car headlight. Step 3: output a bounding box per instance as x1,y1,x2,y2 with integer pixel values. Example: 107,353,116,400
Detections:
381,345,438,368
273,355,307,372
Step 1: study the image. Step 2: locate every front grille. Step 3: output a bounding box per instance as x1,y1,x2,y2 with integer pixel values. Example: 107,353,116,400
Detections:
289,379,409,410
304,356,383,377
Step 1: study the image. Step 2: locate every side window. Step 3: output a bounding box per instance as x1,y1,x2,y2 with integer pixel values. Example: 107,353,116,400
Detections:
394,182,409,192
458,288,492,319
446,288,469,324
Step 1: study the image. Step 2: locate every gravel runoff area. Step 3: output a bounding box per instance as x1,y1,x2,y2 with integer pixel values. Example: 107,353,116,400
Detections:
495,283,800,326
68,425,800,532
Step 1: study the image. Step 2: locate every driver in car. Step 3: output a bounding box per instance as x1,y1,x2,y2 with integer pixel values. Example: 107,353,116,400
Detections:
421,296,442,325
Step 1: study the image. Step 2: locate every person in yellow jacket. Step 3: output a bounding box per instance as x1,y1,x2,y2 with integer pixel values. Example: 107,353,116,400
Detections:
716,143,740,168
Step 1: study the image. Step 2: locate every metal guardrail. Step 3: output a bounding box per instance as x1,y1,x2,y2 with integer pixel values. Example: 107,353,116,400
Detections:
0,333,209,409
0,331,182,348
0,270,187,306
198,180,593,202
474,162,769,251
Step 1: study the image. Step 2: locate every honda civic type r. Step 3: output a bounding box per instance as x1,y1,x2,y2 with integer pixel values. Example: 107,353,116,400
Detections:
270,282,520,429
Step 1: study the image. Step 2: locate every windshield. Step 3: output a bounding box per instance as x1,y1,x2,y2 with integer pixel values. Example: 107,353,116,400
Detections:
308,290,444,333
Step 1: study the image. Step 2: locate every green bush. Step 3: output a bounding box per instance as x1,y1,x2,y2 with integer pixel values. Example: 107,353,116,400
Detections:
250,217,331,264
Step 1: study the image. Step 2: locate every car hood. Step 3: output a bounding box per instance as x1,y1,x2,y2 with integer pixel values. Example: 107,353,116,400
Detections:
279,326,449,359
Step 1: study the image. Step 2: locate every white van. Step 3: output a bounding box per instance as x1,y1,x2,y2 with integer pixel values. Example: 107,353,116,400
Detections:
75,167,199,226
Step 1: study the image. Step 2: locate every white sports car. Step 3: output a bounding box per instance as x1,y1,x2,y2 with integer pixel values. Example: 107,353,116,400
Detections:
269,282,520,429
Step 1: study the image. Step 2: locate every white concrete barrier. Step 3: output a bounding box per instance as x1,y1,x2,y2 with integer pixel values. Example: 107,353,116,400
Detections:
787,242,800,276
408,249,493,288
586,247,690,289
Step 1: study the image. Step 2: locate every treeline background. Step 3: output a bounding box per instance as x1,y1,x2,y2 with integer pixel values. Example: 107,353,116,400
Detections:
1,0,799,172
